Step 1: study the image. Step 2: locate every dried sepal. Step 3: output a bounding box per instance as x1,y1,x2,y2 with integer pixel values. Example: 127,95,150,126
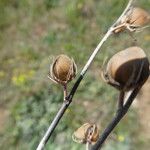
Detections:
49,54,77,85
72,123,99,145
114,7,150,33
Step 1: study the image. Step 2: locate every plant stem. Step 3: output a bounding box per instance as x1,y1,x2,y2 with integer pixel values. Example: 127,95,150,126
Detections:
36,0,134,149
36,29,113,150
90,86,141,150
36,75,83,150
63,85,68,101
86,142,91,150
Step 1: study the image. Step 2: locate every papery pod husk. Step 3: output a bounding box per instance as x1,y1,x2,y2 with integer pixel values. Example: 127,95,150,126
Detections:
72,123,99,144
89,125,99,143
114,7,150,33
50,54,77,85
127,7,150,26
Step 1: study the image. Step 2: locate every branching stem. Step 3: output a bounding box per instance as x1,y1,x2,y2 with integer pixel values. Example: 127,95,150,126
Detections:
90,86,141,150
36,0,135,149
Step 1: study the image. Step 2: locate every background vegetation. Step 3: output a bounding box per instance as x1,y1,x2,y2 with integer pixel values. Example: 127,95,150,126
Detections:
0,0,150,149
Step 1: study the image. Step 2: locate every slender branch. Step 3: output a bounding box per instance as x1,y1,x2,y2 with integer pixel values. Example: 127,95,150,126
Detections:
117,91,124,110
36,0,134,149
36,76,83,150
86,142,92,150
113,0,135,26
81,0,134,76
90,86,142,150
63,85,68,101
36,102,69,150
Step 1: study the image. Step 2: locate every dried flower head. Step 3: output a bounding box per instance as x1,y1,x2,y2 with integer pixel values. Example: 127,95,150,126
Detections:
114,7,150,33
72,123,99,144
127,7,150,26
50,54,77,85
102,46,149,91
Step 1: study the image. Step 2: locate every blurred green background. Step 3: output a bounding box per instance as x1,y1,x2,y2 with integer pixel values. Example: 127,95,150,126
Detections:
0,0,150,149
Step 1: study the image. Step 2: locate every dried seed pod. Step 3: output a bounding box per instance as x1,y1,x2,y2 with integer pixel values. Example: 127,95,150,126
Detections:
102,46,149,91
114,7,150,33
50,54,77,85
72,123,99,145
127,7,150,26
88,124,99,143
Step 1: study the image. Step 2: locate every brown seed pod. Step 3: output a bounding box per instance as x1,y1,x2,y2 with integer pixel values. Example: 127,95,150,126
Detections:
72,123,99,145
114,7,150,33
50,54,77,85
128,7,150,26
88,124,99,143
102,46,149,91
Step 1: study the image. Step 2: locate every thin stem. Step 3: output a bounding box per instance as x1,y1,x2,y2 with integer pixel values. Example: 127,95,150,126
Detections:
91,86,141,150
81,28,113,76
118,91,124,110
86,142,91,150
80,0,134,76
63,84,68,100
113,0,135,26
36,101,70,150
36,75,83,150
36,0,134,149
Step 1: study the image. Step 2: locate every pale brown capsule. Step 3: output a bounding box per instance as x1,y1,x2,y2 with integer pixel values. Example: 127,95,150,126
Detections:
89,124,99,143
50,54,77,85
128,7,150,26
72,123,99,145
114,7,150,33
102,46,149,91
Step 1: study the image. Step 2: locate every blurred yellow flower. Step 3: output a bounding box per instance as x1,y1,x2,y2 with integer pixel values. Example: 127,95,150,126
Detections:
12,74,26,86
144,35,150,41
29,70,35,77
118,135,125,142
66,108,71,114
12,70,35,86
77,3,83,9
0,71,5,78
7,59,15,64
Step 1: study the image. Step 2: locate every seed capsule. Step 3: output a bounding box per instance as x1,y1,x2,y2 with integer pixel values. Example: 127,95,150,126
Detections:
72,123,99,144
114,7,150,33
50,54,77,85
102,46,149,91
128,7,150,26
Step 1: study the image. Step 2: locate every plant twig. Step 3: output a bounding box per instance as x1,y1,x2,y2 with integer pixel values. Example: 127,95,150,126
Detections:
90,86,142,150
36,0,134,149
36,76,83,150
63,85,68,101
86,142,91,150
117,91,124,110
113,0,135,26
